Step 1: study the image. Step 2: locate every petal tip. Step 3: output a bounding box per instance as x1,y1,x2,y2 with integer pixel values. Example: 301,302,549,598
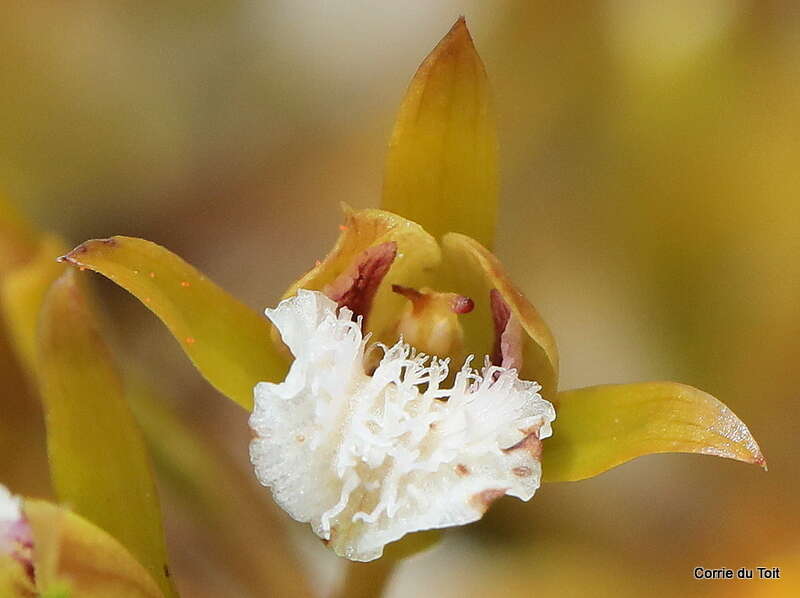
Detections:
434,16,477,60
59,237,119,266
450,15,470,37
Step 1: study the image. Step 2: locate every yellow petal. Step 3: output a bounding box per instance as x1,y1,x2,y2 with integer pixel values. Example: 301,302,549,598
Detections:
441,233,559,399
0,221,55,499
0,234,68,374
284,206,440,344
0,557,35,598
0,192,38,274
37,270,175,597
24,499,165,598
542,382,766,482
0,328,50,499
382,17,498,248
59,236,284,409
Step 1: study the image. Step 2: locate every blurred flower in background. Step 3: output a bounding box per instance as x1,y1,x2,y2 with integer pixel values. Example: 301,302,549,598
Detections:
0,1,797,597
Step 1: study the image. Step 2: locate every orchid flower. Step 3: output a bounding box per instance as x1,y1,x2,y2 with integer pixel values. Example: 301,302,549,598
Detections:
49,16,763,574
0,482,167,598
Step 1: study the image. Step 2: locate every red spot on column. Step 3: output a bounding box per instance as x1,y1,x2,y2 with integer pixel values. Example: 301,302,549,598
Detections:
450,295,474,314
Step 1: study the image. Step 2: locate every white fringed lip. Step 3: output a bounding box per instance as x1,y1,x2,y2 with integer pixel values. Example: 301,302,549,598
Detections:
249,290,556,561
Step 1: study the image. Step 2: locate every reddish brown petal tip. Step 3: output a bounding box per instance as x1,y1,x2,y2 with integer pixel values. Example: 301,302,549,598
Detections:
58,238,118,264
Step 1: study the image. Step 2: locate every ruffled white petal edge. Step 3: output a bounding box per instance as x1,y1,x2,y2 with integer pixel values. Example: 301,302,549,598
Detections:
250,290,556,561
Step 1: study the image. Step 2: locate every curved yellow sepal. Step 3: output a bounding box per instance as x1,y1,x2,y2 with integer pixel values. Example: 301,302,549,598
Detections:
59,236,285,409
0,234,69,373
0,192,38,275
38,270,176,596
542,382,766,482
382,18,498,248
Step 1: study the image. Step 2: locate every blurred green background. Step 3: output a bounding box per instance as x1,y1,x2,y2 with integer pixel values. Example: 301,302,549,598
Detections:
1,1,797,596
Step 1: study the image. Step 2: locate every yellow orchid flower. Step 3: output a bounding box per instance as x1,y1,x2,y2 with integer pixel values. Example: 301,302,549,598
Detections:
1,482,165,598
57,16,764,572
